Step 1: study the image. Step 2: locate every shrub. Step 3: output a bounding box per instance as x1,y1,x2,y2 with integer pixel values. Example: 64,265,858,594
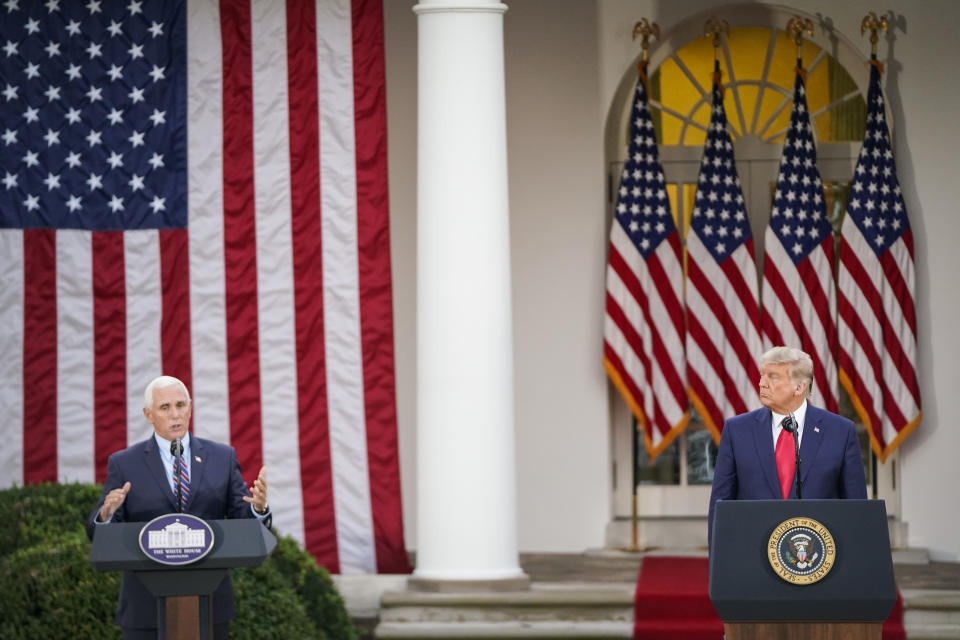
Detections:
0,483,103,557
248,536,360,640
1,483,359,640
231,553,322,639
0,529,120,640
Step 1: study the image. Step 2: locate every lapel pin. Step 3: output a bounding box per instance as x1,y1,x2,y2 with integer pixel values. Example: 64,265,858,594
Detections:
814,427,820,433
195,456,202,462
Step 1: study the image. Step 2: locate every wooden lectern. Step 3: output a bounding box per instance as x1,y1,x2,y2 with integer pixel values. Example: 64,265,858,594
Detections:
90,518,276,640
709,499,896,640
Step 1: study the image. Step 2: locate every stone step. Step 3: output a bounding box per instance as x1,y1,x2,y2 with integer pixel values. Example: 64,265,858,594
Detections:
379,583,634,624
903,589,960,640
375,583,634,638
375,620,632,638
892,546,930,564
372,585,960,639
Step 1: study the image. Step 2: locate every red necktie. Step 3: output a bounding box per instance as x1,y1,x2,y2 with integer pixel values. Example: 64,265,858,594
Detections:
775,420,796,499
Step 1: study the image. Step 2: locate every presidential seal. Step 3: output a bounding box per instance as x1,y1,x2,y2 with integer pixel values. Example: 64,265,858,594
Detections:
767,517,836,584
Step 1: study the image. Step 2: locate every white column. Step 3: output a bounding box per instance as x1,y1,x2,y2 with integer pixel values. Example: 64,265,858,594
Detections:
413,0,524,582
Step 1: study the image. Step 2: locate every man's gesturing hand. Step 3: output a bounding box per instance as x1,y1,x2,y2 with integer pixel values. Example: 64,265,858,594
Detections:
244,466,268,514
99,482,131,522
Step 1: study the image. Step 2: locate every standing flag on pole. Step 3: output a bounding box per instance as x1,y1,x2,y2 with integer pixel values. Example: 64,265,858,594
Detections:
0,0,409,575
838,62,921,462
686,79,762,442
761,67,839,412
604,70,688,460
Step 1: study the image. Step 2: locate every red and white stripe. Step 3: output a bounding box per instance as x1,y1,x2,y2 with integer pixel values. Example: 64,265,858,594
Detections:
0,0,407,575
604,221,688,459
761,231,839,412
685,232,762,439
838,222,921,462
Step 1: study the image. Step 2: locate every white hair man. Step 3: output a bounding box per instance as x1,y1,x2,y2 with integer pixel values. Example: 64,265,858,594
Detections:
86,375,270,640
707,346,867,549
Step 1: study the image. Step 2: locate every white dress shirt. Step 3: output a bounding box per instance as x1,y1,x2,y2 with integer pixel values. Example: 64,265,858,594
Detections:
155,431,192,495
770,399,808,449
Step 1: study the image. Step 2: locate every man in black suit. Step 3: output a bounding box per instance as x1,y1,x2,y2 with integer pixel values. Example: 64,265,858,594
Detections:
707,346,867,549
87,375,270,639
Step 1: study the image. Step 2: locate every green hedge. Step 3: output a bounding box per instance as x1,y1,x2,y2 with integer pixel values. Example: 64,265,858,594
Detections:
0,483,359,640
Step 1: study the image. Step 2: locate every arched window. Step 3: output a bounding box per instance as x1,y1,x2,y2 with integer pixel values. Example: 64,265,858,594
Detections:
649,26,865,147
641,21,866,257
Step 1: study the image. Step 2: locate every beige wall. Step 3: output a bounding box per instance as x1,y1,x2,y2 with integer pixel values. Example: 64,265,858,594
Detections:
386,1,960,560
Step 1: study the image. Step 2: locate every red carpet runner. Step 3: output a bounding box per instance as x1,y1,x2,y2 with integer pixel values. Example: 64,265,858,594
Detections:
633,556,905,640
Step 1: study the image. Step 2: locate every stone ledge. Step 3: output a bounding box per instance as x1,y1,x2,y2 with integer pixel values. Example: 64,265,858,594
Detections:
380,605,633,625
380,584,635,607
902,589,960,610
374,620,633,639
900,627,960,640
892,547,930,565
333,574,410,619
407,575,532,593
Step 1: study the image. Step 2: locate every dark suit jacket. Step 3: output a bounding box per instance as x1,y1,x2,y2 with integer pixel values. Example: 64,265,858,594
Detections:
86,435,271,629
707,404,867,549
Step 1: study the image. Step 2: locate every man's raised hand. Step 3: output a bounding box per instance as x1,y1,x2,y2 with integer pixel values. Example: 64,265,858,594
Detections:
99,481,131,522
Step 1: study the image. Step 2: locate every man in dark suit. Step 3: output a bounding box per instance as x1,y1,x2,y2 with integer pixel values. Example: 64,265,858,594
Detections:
86,375,270,640
707,346,867,548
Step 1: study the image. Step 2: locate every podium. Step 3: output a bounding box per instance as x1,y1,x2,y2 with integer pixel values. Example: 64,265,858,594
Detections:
90,518,277,640
709,499,896,640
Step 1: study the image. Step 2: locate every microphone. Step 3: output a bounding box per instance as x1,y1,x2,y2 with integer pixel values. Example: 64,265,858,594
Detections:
783,414,802,499
171,438,184,512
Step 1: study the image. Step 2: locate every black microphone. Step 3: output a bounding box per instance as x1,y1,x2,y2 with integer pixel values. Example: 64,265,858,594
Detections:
170,438,184,512
783,414,802,499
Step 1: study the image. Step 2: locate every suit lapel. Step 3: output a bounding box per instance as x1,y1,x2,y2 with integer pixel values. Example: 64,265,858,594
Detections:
751,408,782,498
143,437,180,512
186,436,205,511
799,405,825,487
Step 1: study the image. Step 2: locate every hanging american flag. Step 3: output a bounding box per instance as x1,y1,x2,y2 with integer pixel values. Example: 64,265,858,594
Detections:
761,68,839,412
686,82,761,442
837,62,921,462
603,72,688,460
0,0,409,575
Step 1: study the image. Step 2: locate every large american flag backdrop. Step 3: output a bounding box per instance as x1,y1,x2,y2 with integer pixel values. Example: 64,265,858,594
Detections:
0,0,409,574
685,81,761,441
603,72,688,461
838,62,921,463
761,68,839,412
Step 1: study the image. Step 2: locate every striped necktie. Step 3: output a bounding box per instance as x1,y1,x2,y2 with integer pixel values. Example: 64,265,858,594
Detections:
173,454,190,511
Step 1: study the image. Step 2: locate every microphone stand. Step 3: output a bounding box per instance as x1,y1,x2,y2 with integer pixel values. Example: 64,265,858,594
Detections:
171,438,183,513
788,413,802,499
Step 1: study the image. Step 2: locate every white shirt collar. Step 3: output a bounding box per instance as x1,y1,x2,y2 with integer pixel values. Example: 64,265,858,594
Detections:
771,400,808,446
154,430,191,459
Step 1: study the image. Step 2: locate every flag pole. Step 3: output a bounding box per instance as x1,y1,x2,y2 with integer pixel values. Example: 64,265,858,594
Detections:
861,11,889,59
861,11,889,67
704,17,729,92
632,18,660,85
625,17,659,554
860,11,889,500
786,15,814,74
631,416,639,551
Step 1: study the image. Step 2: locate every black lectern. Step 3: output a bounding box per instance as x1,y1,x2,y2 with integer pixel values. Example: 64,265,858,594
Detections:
90,518,276,640
709,499,896,640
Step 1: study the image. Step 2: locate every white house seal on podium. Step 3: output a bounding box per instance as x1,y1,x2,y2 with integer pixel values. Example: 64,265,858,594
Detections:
139,514,215,566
